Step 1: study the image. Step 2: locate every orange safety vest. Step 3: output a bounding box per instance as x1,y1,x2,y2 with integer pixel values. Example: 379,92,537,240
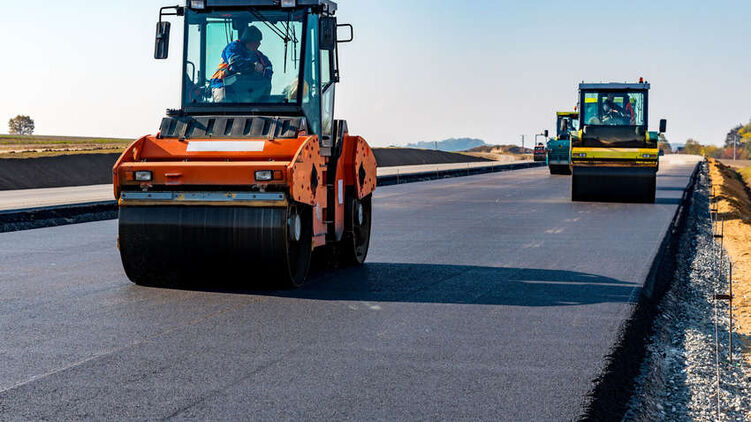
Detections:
211,51,268,83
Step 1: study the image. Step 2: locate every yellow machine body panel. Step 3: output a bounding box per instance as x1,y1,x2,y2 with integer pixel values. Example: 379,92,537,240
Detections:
571,147,659,167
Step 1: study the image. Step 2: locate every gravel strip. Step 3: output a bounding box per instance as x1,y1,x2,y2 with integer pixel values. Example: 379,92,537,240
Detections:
625,164,751,421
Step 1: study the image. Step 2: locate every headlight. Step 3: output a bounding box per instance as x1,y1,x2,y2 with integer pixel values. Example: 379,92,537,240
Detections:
255,170,273,181
134,171,152,182
572,153,587,158
642,154,657,159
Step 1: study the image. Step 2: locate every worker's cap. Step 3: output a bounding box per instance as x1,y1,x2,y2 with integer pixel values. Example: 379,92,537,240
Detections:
241,26,263,43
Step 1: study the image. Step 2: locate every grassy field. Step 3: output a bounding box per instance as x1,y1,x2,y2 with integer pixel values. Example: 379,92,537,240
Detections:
0,134,132,159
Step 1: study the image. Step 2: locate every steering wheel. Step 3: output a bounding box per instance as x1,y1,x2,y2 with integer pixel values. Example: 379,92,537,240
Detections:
602,109,628,125
225,71,271,103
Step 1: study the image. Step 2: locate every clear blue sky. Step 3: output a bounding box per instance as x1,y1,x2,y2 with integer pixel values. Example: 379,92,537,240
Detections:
0,0,749,147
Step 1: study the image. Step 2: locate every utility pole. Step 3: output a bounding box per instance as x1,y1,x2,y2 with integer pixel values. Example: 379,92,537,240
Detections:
521,135,525,151
733,133,739,161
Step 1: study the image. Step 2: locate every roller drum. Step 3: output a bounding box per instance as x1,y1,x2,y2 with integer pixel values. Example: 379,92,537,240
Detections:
118,205,312,288
549,165,571,175
571,167,656,203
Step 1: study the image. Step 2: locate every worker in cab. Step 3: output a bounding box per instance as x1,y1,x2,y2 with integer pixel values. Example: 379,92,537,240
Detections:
601,94,627,124
210,26,273,103
603,94,624,115
624,97,636,124
560,118,570,139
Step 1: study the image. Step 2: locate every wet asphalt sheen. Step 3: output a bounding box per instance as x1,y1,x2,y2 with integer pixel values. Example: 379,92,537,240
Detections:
0,156,700,421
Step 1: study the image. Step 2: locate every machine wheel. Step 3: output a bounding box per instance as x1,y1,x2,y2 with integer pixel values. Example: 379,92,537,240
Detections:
338,194,372,266
642,176,657,204
571,173,584,201
118,203,313,289
279,204,314,288
571,168,657,203
549,165,571,175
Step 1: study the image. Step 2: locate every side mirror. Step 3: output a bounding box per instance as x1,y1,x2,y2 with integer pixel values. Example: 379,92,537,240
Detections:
659,119,667,133
320,17,336,51
544,130,549,138
154,21,171,60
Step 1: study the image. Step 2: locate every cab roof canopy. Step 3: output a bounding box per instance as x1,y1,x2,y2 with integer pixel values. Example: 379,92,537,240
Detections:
579,82,650,91
198,0,337,12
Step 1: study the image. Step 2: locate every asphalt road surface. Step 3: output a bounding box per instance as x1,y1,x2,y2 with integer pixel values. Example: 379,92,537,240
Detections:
0,155,700,421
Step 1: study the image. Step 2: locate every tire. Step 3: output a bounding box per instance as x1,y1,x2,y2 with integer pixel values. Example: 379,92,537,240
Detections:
277,203,314,289
549,165,571,175
642,175,657,204
338,193,372,266
571,172,584,202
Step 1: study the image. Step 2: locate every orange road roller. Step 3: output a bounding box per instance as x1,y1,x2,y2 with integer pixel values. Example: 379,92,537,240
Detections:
113,0,376,288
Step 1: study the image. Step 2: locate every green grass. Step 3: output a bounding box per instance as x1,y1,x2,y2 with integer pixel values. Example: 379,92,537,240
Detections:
0,134,132,159
0,134,132,146
0,148,127,159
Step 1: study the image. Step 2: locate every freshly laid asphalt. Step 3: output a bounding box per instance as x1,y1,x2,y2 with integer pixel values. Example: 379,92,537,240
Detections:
0,155,700,421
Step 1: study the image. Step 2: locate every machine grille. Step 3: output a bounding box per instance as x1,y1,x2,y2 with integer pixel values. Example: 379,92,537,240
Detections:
159,116,306,139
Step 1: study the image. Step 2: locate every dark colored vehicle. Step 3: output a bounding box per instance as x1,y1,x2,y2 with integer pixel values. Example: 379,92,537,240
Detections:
534,143,547,162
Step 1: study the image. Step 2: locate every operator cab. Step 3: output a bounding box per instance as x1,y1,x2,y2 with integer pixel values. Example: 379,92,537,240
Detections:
576,82,655,148
556,112,579,141
581,86,646,127
154,0,351,146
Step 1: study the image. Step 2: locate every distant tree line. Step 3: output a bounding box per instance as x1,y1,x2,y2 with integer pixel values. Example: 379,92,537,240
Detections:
406,138,487,152
681,118,751,159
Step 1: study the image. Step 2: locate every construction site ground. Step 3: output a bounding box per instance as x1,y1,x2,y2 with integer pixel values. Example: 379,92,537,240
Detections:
708,159,751,363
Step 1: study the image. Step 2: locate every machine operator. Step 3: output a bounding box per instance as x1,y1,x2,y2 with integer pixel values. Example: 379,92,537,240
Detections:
210,26,273,103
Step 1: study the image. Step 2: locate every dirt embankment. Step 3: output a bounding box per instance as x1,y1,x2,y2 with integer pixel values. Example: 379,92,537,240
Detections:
708,159,751,363
372,148,492,167
463,144,533,162
0,153,120,190
0,148,494,191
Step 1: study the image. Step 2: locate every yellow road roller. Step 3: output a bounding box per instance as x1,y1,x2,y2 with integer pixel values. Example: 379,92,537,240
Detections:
570,79,666,202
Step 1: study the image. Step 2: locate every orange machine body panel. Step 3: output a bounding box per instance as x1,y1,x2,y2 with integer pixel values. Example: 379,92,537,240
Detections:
115,135,314,196
113,132,376,249
339,135,377,199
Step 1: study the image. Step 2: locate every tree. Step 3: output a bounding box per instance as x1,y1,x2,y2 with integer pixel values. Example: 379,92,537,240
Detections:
8,115,34,135
682,138,723,158
740,121,751,142
683,138,702,155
